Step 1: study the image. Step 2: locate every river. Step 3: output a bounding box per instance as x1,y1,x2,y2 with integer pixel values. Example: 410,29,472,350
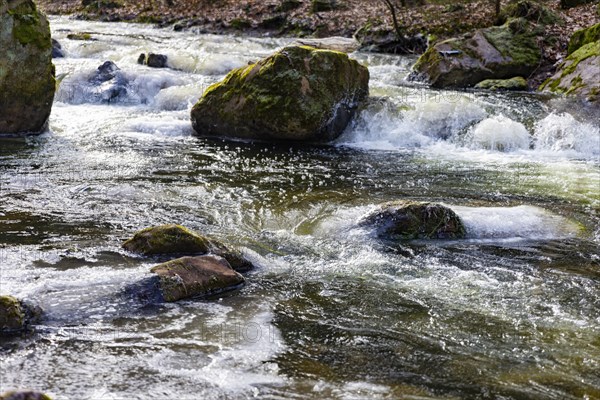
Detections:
0,16,599,399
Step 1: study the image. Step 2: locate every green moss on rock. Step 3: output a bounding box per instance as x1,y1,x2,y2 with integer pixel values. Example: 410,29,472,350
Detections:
568,23,600,55
540,41,600,102
191,45,369,142
0,295,25,332
123,224,254,272
360,201,467,240
1,0,55,134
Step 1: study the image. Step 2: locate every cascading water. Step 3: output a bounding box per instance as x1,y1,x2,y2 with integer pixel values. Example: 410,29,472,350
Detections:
1,16,599,400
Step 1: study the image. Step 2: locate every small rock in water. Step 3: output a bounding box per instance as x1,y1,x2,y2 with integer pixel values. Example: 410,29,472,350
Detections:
150,255,245,302
0,391,52,400
147,53,169,68
0,295,42,334
66,32,94,41
360,201,466,240
123,224,253,272
137,53,169,68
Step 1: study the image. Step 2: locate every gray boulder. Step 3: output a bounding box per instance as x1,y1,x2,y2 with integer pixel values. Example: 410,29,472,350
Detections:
0,0,55,134
149,255,245,302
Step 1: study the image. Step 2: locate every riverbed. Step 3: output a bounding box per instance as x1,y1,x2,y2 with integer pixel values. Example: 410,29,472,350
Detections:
1,16,599,399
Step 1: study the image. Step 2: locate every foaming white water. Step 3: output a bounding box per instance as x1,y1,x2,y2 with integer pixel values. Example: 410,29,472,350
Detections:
467,115,531,152
339,96,487,150
454,205,581,240
535,112,600,155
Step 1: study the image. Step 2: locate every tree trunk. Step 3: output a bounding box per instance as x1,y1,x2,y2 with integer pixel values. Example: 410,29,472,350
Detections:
381,0,403,39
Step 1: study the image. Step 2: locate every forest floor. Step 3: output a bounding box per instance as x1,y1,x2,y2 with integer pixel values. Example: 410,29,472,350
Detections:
38,0,598,86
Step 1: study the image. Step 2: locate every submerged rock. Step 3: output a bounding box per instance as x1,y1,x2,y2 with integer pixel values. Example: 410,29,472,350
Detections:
475,76,528,91
539,40,600,102
360,201,466,240
89,61,128,103
0,392,52,400
150,255,245,302
123,224,253,272
0,0,55,134
51,38,63,58
0,295,42,334
408,18,541,88
191,45,369,142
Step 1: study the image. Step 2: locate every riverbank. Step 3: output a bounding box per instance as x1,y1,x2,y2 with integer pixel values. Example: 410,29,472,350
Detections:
38,0,598,88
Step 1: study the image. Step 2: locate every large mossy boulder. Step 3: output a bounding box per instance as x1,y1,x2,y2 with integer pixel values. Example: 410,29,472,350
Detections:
0,0,55,134
408,18,541,88
191,45,369,142
0,392,52,400
123,224,253,272
0,295,41,334
150,255,245,302
360,201,466,240
539,41,600,102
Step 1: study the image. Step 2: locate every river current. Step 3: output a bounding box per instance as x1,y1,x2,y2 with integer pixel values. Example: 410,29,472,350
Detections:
1,17,599,399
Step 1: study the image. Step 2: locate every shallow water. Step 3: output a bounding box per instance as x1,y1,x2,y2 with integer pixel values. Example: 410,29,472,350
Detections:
1,16,599,400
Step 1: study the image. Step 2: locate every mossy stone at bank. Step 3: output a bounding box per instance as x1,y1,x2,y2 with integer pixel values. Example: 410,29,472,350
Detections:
191,45,369,142
123,224,253,272
408,18,541,88
150,255,245,302
360,201,467,240
539,40,600,102
0,0,55,134
475,76,528,91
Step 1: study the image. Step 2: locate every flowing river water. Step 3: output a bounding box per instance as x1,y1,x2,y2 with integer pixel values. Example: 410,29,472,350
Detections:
1,17,599,399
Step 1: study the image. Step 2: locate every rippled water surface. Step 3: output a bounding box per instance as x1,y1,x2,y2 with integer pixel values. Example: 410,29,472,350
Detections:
1,17,599,400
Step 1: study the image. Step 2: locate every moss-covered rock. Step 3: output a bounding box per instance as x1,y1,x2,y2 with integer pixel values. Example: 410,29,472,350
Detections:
539,41,600,102
0,0,55,134
408,18,541,88
0,391,52,400
150,255,245,302
0,295,42,334
123,224,253,272
360,201,466,240
191,45,369,142
501,0,560,25
568,23,600,55
475,76,528,91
